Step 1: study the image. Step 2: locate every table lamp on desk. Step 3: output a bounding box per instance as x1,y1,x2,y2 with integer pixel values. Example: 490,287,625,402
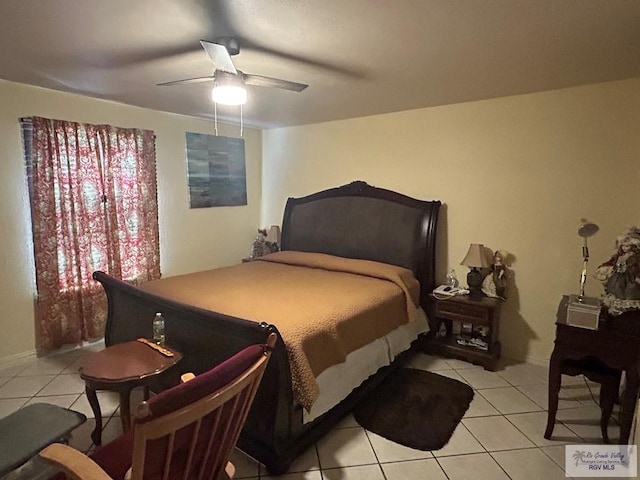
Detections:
566,220,601,330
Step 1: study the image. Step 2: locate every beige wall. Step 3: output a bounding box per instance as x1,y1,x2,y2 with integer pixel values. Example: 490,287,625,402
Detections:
262,78,640,364
3,77,638,365
0,80,262,363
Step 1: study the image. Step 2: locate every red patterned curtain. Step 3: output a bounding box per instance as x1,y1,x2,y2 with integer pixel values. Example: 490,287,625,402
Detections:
25,117,160,352
98,126,160,284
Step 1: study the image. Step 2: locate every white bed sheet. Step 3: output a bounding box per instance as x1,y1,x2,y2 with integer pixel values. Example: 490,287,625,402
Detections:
303,308,429,423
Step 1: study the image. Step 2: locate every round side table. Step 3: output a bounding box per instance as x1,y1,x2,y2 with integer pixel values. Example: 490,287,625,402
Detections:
80,340,182,446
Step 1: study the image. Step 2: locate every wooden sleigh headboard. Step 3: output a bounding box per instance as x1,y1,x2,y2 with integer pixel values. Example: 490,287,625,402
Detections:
281,181,441,307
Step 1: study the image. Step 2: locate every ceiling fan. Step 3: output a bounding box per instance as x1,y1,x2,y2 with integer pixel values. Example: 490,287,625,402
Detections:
158,37,308,105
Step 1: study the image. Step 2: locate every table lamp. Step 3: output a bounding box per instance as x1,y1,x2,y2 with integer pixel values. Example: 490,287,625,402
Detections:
266,225,281,252
566,219,601,330
460,243,490,292
577,219,599,302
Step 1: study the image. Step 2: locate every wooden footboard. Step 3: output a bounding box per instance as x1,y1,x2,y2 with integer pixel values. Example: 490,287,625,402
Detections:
93,271,299,473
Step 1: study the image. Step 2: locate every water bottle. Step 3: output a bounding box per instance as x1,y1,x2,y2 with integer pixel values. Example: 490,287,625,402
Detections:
446,269,459,288
152,312,165,345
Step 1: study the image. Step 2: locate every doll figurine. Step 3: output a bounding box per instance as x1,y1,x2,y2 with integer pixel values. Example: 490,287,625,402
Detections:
482,250,510,299
250,228,271,259
595,226,640,315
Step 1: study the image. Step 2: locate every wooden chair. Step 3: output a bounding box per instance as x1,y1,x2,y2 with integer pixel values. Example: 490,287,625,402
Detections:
40,333,277,480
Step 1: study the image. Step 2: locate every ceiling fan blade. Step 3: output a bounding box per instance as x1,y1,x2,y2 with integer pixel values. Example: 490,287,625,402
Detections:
157,76,215,87
242,73,308,92
200,40,237,74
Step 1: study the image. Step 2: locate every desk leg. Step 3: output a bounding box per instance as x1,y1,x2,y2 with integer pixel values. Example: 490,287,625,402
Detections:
544,349,562,439
85,385,103,446
119,389,132,432
599,377,619,444
620,367,638,444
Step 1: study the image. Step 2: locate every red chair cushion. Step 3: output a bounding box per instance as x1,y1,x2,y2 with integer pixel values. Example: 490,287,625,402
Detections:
89,429,134,480
142,344,264,420
47,430,134,480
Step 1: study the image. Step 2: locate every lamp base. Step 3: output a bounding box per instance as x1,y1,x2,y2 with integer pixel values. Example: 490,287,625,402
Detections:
467,268,483,292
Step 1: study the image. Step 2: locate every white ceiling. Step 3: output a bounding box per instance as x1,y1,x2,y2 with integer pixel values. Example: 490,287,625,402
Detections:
1,0,639,129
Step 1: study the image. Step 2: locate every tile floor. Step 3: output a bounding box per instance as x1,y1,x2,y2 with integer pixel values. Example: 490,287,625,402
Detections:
0,343,630,480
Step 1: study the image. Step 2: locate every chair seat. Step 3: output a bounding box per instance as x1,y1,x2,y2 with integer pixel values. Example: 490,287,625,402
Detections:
89,430,134,480
562,357,621,383
554,357,621,443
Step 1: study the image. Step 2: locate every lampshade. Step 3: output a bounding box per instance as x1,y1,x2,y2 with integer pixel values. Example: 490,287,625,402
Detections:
460,243,490,269
211,72,247,105
578,219,599,238
266,225,281,244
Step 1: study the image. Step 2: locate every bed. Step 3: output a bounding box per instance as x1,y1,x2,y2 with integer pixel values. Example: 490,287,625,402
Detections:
93,181,441,474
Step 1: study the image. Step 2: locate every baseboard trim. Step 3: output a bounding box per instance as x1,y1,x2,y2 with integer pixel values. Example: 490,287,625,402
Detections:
0,338,105,370
0,349,37,370
502,351,550,368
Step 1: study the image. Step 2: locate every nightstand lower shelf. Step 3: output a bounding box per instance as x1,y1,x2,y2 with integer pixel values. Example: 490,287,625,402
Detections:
425,335,501,371
426,293,503,371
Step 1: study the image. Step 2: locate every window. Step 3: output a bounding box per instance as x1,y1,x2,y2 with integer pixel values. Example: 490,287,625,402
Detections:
21,117,160,352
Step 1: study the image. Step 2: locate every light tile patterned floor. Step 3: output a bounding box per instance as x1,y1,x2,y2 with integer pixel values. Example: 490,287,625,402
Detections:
0,345,628,479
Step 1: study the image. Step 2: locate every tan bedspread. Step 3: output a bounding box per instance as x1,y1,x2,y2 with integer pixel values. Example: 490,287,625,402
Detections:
139,251,420,410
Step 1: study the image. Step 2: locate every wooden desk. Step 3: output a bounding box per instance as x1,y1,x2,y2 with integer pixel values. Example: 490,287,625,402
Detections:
545,297,640,444
80,340,182,446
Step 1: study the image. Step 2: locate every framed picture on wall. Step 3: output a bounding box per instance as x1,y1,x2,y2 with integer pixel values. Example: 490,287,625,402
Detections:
185,132,247,208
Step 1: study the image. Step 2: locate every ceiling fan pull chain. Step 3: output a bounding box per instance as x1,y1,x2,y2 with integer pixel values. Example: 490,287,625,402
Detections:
214,101,218,136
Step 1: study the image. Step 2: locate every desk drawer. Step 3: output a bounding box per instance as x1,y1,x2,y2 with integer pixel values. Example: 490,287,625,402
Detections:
435,300,487,322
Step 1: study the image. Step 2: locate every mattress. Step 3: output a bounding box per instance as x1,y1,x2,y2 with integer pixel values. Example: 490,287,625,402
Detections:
303,307,429,423
139,251,421,411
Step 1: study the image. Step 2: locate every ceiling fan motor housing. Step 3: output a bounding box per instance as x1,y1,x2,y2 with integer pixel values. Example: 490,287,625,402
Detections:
215,70,244,86
214,36,240,56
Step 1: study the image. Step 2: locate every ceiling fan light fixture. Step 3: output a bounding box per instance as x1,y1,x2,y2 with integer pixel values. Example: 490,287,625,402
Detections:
211,85,247,105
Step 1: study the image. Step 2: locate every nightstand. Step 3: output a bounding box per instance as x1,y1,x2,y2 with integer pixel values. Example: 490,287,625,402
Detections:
426,293,502,370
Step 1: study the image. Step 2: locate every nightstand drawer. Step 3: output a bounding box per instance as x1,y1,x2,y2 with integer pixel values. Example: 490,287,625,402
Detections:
435,300,487,321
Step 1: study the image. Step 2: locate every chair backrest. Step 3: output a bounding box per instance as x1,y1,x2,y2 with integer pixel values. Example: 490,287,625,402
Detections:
129,333,276,480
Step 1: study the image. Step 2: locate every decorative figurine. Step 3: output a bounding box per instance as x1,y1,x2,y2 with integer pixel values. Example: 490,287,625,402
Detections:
251,228,272,259
595,226,640,315
446,269,459,288
482,250,510,299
